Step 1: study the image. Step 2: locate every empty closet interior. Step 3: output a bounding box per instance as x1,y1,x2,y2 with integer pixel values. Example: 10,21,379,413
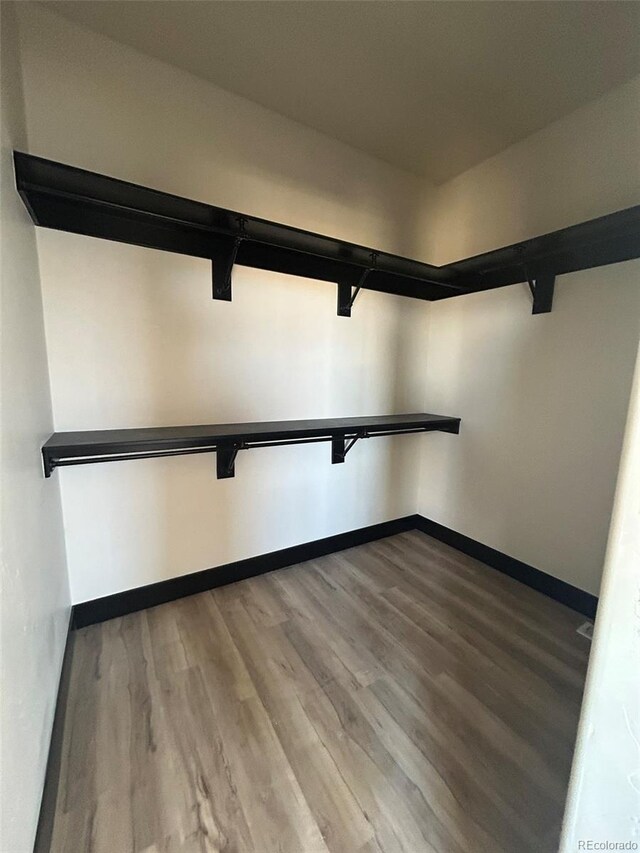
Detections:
3,3,640,853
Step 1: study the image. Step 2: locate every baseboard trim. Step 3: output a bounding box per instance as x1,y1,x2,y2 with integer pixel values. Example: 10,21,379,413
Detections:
33,613,75,853
72,512,597,629
72,514,420,629
414,515,598,619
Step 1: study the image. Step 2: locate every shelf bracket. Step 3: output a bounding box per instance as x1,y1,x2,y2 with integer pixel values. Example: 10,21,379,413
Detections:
331,432,367,464
527,273,556,314
212,219,246,301
43,450,55,479
337,253,377,317
216,443,242,479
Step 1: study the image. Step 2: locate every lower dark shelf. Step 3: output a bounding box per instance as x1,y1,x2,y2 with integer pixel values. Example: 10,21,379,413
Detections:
42,413,461,479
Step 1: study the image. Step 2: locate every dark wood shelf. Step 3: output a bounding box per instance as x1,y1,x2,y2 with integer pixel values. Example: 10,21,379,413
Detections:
42,413,461,479
15,152,640,315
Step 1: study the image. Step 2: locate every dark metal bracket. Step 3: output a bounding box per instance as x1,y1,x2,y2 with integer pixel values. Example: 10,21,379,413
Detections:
43,451,56,479
526,272,556,314
337,253,378,316
212,218,246,301
216,443,243,479
331,432,368,463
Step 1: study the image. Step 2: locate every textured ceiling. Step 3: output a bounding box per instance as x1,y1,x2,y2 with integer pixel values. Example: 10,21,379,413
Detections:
44,1,640,183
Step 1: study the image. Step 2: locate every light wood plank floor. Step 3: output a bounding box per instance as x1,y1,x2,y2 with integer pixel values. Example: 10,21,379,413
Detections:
50,531,591,853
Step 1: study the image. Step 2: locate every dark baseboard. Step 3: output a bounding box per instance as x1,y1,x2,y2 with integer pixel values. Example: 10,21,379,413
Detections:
33,613,75,853
72,514,420,629
414,515,598,619
72,511,597,630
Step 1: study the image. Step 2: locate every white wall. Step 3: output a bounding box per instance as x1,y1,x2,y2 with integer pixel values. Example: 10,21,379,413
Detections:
0,4,70,851
560,339,640,849
418,82,640,596
17,5,432,604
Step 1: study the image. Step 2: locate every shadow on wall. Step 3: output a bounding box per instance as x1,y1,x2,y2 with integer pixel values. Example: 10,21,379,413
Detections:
19,3,428,261
200,144,427,262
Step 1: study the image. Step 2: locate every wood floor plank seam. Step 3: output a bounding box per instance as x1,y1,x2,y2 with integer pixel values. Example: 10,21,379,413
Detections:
374,536,589,663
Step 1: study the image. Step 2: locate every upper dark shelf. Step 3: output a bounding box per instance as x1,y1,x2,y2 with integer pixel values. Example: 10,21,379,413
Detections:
15,152,640,314
42,413,461,479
